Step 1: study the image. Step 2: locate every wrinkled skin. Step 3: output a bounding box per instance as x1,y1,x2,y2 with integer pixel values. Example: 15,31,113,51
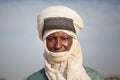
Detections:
46,31,73,52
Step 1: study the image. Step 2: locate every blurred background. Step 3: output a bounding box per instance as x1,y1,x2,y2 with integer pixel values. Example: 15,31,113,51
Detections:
0,0,120,80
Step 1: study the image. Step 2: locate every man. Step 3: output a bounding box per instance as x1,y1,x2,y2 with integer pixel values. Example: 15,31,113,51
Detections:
27,6,104,80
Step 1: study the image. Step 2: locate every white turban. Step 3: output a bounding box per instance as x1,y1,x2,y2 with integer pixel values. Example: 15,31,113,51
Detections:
37,6,90,80
37,5,84,40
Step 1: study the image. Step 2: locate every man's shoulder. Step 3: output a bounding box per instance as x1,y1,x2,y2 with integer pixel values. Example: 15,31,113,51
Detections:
27,67,104,80
27,68,47,80
84,66,104,80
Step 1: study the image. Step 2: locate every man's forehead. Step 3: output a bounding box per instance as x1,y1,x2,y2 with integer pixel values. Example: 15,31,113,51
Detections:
47,31,71,37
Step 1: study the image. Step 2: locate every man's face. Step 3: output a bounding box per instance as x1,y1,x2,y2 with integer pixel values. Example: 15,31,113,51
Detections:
46,31,73,52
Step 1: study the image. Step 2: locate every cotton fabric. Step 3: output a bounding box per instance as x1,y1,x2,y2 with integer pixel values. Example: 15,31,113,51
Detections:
37,5,90,80
43,35,90,80
27,67,104,80
37,6,84,40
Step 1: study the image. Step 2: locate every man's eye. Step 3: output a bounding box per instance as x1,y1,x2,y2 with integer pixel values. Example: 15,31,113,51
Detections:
46,37,54,41
62,37,70,40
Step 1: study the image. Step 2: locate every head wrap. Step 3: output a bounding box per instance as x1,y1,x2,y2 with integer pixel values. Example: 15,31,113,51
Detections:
37,6,90,80
37,5,84,40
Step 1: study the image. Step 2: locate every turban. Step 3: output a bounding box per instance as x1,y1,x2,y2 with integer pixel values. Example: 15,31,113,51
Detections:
37,6,84,40
37,6,90,80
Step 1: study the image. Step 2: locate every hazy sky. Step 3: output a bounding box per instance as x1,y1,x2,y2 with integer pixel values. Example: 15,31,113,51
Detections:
0,0,120,80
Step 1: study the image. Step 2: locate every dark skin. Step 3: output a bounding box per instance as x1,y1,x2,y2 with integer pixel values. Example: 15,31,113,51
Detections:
46,31,73,52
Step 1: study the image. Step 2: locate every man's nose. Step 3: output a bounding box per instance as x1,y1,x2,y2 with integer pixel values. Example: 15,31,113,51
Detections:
54,38,62,50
